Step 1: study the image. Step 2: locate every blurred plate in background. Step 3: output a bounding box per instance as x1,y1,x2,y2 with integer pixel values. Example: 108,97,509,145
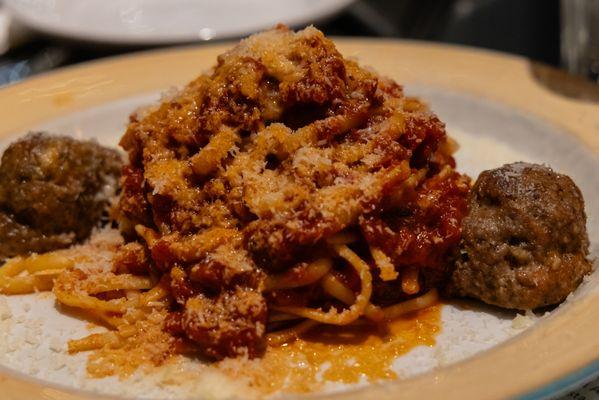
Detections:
3,0,354,45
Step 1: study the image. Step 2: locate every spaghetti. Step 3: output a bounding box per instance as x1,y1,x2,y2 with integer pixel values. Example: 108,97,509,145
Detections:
0,25,469,376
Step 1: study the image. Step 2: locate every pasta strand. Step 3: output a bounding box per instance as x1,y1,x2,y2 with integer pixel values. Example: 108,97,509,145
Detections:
271,244,373,325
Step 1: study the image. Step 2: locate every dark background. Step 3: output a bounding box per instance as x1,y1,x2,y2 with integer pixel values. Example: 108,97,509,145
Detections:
0,0,564,85
322,0,560,65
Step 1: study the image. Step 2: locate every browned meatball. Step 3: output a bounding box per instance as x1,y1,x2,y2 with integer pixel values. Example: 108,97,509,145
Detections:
449,162,592,310
0,132,122,259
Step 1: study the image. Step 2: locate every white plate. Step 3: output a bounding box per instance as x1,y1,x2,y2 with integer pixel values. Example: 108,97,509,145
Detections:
4,0,354,45
0,83,597,399
0,40,597,400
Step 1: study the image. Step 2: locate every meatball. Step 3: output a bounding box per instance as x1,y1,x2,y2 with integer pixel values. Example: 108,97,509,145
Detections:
0,132,122,259
449,162,592,310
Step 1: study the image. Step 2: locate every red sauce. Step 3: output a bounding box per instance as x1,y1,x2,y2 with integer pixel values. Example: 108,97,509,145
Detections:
361,169,469,271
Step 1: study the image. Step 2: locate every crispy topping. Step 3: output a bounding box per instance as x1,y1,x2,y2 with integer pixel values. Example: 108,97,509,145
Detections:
116,25,467,359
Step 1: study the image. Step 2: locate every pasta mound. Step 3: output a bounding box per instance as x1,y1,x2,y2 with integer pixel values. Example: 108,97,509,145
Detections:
116,25,469,360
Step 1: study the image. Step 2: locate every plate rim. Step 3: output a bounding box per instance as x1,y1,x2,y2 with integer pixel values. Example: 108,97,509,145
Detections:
3,0,355,45
0,38,597,400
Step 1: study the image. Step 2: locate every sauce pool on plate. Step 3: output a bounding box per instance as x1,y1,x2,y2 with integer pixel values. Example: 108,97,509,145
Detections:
218,304,442,394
